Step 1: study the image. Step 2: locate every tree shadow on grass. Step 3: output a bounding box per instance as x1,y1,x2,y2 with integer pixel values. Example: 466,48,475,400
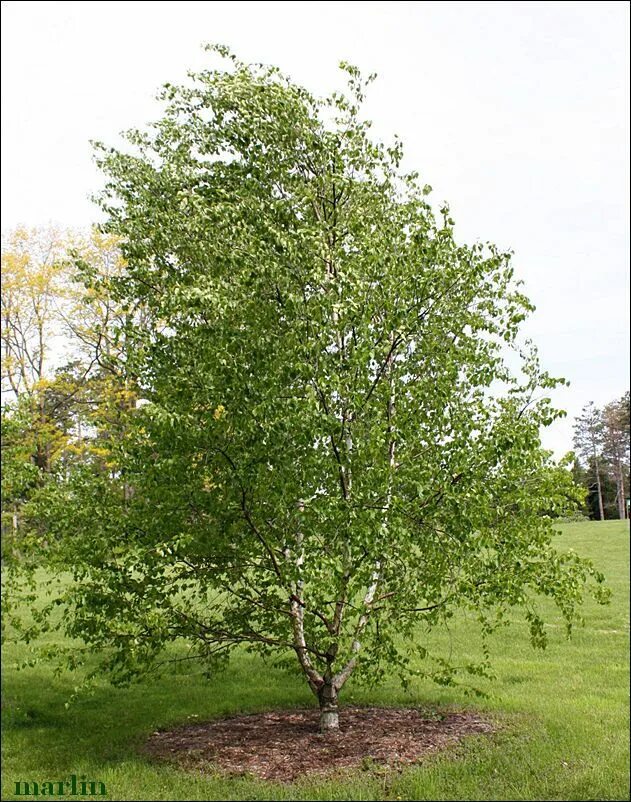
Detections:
2,652,313,773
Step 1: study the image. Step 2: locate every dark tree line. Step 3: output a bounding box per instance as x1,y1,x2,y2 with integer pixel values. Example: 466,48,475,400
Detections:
573,392,630,520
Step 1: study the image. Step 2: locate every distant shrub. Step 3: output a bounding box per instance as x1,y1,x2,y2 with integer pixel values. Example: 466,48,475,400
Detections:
557,511,590,523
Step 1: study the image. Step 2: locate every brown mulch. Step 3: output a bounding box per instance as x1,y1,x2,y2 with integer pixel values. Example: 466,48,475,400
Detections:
142,706,495,782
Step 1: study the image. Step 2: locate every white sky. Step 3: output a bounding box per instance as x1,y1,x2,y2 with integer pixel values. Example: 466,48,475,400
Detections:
1,1,629,456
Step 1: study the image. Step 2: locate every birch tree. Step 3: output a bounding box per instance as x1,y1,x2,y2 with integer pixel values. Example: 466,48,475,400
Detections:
7,48,609,733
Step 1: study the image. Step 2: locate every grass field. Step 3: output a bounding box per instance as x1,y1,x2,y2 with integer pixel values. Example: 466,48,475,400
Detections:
2,520,629,801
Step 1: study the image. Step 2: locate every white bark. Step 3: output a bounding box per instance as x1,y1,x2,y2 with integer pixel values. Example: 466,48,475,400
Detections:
318,678,339,732
319,706,339,731
334,338,397,691
289,500,324,693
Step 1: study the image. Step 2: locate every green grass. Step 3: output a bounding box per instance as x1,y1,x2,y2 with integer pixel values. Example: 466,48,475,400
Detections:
2,521,629,801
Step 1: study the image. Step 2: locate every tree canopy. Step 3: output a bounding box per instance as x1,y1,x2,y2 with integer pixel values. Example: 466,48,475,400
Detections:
4,47,609,732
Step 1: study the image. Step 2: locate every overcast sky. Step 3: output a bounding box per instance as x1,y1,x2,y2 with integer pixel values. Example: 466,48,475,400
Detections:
1,1,629,455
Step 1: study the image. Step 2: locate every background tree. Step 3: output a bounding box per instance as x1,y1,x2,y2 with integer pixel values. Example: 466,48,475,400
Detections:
1,226,68,472
571,394,629,520
573,402,605,520
1,226,130,539
1,401,40,559
4,48,609,735
1,227,63,397
602,392,630,520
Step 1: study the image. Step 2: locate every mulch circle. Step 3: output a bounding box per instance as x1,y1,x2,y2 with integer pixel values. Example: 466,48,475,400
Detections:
143,706,495,782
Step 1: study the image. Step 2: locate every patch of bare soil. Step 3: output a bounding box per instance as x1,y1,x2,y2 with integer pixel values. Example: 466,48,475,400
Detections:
143,706,495,782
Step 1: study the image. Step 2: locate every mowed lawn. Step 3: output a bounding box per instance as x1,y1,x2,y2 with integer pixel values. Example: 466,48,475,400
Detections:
2,520,629,801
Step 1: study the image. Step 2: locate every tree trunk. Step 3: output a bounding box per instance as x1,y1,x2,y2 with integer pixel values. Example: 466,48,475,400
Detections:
617,461,626,519
595,462,605,520
318,680,339,733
